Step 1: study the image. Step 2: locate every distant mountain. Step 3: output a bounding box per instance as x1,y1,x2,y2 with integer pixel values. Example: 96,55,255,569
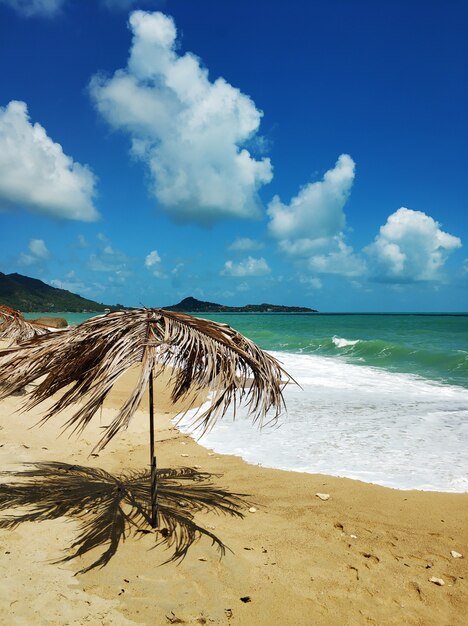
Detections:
164,296,317,313
0,272,122,313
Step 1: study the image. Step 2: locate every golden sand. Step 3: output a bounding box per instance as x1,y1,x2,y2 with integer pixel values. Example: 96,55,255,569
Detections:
0,359,466,625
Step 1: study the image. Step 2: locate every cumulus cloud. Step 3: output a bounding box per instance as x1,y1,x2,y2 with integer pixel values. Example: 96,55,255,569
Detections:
365,207,462,283
29,238,49,259
0,0,65,17
228,237,265,251
144,249,165,277
267,154,355,242
0,101,99,221
145,250,161,268
267,154,364,277
18,238,50,265
308,278,323,289
90,11,272,225
308,235,367,277
222,256,271,277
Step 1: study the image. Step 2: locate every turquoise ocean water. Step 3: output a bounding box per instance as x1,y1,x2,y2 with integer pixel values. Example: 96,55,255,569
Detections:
26,311,468,388
197,312,468,389
25,311,468,491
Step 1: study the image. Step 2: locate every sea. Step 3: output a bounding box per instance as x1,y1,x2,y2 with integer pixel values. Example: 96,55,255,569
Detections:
25,312,468,493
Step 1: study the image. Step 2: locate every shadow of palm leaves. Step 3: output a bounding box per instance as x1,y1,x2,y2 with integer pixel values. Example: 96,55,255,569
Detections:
0,462,249,574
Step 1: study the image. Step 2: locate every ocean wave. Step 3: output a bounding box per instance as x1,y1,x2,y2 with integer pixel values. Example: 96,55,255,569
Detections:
178,351,468,492
298,336,468,388
332,336,360,348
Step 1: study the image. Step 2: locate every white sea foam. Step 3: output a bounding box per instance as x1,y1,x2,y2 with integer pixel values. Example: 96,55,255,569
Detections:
177,351,468,493
332,336,360,348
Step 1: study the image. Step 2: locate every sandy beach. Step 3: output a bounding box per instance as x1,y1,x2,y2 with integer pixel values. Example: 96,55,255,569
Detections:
0,362,467,626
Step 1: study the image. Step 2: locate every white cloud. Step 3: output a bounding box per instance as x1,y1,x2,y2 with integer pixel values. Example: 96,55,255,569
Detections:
308,235,367,277
267,154,355,242
0,101,99,221
228,237,264,251
278,236,333,256
365,207,462,282
18,238,50,265
0,0,65,17
267,154,364,278
299,276,323,290
46,270,103,298
144,249,165,277
29,238,50,259
222,256,271,277
106,270,129,285
145,250,161,268
0,0,146,16
49,277,91,294
90,11,272,225
171,262,185,275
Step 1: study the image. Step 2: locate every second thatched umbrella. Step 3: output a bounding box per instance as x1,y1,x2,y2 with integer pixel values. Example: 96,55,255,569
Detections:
0,305,50,344
0,308,292,527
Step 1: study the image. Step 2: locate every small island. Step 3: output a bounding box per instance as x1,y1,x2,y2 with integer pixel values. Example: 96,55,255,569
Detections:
163,296,317,313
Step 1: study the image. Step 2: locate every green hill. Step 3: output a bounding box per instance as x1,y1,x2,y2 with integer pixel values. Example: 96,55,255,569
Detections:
0,272,122,313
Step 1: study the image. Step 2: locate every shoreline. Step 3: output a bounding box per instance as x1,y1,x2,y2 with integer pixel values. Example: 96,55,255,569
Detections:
177,352,468,494
178,403,468,495
181,421,468,495
0,366,467,625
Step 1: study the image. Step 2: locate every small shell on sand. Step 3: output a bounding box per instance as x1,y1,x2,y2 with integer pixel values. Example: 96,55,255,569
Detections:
451,550,463,559
249,507,257,513
429,577,445,586
315,493,330,501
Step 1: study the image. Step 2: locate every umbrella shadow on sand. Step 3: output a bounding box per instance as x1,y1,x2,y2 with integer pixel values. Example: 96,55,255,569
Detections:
0,462,250,574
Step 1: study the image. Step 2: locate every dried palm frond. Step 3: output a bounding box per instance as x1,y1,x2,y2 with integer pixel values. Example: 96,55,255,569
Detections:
0,304,50,344
0,462,248,574
0,308,292,451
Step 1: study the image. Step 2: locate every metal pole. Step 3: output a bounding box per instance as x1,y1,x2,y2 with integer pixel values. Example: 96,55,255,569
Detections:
149,368,158,528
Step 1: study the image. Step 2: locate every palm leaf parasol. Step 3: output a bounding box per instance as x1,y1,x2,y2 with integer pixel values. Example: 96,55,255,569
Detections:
0,305,50,344
0,308,292,526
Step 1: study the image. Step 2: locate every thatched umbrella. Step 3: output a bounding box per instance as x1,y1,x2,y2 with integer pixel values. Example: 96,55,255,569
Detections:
0,305,50,344
0,308,292,527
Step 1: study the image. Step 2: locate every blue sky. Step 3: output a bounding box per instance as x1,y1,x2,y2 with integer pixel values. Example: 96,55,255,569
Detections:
0,0,466,311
